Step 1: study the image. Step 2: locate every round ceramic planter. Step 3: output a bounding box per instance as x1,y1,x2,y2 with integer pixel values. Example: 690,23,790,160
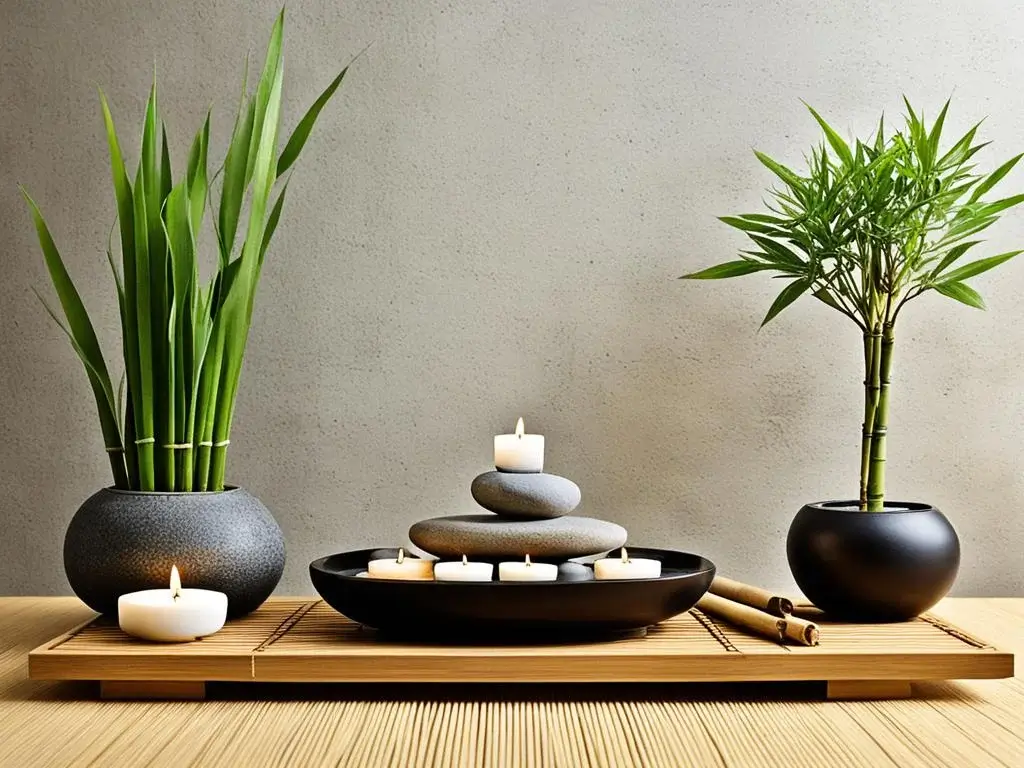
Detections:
787,501,959,622
64,487,285,618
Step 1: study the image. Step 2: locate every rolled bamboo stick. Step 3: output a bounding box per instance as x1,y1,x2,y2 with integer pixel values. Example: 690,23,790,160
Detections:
697,593,786,643
697,592,820,646
709,575,794,617
782,613,820,646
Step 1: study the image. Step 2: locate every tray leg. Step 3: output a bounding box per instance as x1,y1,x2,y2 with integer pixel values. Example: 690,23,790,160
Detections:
826,680,912,700
100,681,207,700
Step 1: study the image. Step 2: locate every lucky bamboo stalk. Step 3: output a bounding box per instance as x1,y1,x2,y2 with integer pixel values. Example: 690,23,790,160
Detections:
685,100,1024,510
25,9,357,492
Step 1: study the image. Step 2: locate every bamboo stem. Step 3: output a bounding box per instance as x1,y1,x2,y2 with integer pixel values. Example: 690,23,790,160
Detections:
859,331,876,509
867,324,894,511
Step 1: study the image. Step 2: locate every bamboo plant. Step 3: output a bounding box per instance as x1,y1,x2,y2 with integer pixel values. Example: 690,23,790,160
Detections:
25,10,353,492
684,101,1024,511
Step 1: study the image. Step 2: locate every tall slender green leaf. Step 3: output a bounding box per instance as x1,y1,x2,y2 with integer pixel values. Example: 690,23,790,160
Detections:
277,61,351,177
23,192,128,488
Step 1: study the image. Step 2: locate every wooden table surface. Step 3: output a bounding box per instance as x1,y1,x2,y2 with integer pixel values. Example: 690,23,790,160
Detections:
2,597,1022,767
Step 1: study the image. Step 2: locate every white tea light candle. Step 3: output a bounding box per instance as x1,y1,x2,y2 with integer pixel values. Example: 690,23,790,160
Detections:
118,565,228,642
498,554,557,582
367,548,434,580
494,417,545,473
594,548,662,580
434,555,494,582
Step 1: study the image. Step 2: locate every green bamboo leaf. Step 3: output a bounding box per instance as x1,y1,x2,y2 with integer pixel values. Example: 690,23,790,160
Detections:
930,240,982,277
277,61,352,177
974,193,1024,218
186,113,210,236
260,178,290,268
23,192,128,487
813,287,845,313
246,9,285,185
747,235,805,267
939,250,1022,283
934,281,986,309
761,278,810,327
132,163,156,490
217,98,256,263
805,104,853,166
926,99,950,166
680,260,767,279
753,151,804,191
719,216,779,234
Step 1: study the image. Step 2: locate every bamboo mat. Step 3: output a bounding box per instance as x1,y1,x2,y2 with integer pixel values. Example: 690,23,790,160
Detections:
3,597,1024,767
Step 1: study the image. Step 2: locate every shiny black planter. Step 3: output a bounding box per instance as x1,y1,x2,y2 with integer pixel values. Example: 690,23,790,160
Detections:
787,501,960,622
64,487,285,618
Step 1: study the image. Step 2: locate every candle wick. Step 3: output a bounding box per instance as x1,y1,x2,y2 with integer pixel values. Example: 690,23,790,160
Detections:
462,555,468,566
397,548,405,564
525,554,532,567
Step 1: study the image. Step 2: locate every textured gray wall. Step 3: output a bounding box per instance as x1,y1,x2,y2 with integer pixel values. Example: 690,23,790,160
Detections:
2,0,1022,597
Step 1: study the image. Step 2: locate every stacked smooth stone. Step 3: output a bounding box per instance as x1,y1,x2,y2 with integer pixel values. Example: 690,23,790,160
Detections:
409,420,627,580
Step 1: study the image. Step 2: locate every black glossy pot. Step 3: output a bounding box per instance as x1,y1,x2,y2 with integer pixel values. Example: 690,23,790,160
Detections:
787,501,959,621
64,487,285,618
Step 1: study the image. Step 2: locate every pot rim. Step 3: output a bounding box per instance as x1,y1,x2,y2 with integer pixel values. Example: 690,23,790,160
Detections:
804,500,936,514
102,485,241,497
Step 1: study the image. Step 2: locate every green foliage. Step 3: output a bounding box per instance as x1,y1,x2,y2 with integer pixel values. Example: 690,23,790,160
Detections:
25,9,355,491
683,101,1024,509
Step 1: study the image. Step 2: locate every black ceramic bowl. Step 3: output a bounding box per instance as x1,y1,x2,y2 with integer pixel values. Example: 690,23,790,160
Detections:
309,547,715,639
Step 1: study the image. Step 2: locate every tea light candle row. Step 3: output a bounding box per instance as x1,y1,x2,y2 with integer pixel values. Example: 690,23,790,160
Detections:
363,548,661,582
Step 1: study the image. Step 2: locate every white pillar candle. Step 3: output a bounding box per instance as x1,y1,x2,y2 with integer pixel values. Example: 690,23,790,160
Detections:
494,417,545,473
433,555,494,582
367,548,434,580
594,548,662,580
118,566,228,643
498,554,558,582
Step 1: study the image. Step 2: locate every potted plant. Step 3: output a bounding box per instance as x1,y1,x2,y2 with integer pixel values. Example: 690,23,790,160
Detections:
683,101,1023,620
24,10,354,617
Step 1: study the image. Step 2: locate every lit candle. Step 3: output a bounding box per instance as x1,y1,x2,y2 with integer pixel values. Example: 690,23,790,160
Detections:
594,548,662,580
434,555,494,582
367,548,434,580
494,417,545,473
498,554,557,582
118,565,228,642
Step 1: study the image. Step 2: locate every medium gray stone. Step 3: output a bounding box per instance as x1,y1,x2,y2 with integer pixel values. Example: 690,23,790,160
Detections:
471,471,581,519
408,515,627,559
557,562,595,582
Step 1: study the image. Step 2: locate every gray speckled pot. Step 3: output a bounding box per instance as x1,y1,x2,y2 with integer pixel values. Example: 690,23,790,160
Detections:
64,487,285,618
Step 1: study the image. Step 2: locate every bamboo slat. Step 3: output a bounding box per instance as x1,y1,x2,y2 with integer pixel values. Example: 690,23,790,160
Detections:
3,598,1022,767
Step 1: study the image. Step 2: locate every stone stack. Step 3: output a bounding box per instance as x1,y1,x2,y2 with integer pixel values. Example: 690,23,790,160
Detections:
408,469,627,569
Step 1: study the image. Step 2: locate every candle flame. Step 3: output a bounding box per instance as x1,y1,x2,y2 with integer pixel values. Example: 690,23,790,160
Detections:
397,548,405,564
515,417,525,438
525,554,532,567
620,547,629,564
462,555,468,565
170,565,182,600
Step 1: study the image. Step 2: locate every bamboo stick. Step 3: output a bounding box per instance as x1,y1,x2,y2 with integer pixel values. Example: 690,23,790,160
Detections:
697,593,785,643
709,576,794,617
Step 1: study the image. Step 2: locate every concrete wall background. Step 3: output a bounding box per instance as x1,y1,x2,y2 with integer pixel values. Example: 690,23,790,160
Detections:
2,0,1022,597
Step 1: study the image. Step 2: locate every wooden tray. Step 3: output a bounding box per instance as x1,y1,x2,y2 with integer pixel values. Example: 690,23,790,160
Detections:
28,598,1013,701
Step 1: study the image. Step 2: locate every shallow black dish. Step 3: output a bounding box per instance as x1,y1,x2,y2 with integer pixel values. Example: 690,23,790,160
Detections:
309,547,715,639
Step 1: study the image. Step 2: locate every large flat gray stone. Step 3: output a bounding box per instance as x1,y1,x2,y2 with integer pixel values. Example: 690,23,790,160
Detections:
408,515,627,559
470,471,581,519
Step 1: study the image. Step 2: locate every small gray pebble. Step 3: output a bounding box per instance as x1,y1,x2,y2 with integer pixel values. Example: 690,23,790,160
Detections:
557,562,595,582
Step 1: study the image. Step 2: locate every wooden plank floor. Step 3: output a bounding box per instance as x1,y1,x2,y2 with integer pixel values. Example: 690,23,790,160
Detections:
2,597,1023,767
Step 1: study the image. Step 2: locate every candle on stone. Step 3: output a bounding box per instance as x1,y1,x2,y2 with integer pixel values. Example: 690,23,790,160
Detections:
367,548,434,580
594,548,662,580
434,555,494,582
118,565,228,642
498,554,558,582
494,417,545,473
